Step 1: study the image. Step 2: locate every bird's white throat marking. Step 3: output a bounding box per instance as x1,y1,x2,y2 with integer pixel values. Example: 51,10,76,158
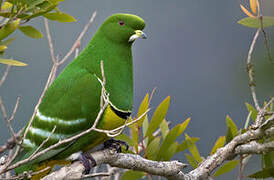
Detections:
37,110,86,125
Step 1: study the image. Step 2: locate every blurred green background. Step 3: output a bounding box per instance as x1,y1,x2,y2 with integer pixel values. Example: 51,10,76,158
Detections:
1,0,274,179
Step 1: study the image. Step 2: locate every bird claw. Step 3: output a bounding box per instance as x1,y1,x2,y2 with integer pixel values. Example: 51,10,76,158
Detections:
78,152,96,174
103,138,129,153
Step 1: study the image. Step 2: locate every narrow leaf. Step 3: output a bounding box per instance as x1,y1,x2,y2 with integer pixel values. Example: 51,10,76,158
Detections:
185,153,198,168
248,168,274,178
240,4,256,18
115,134,134,147
145,96,170,138
176,137,200,153
43,12,76,22
145,136,160,160
19,26,43,39
160,119,169,139
0,59,27,66
0,19,20,40
0,45,7,51
142,116,149,146
250,0,257,14
156,118,190,160
262,151,274,168
0,38,16,46
131,124,139,154
210,136,225,155
214,160,239,177
185,133,202,163
121,170,145,180
245,102,257,121
226,115,238,143
137,93,149,127
161,142,178,161
238,16,274,28
1,2,13,10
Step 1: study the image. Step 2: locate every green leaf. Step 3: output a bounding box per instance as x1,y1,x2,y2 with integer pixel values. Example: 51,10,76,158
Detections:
137,93,149,127
145,96,170,138
121,170,145,180
156,118,190,160
0,59,27,66
0,19,20,41
210,136,226,155
238,16,274,28
130,123,139,154
161,142,178,161
160,119,169,139
142,116,149,147
47,0,64,4
185,153,198,168
226,115,238,143
176,137,200,153
115,134,134,147
185,133,202,163
245,102,257,121
0,45,7,51
21,4,57,20
43,12,76,22
262,151,274,168
8,0,44,7
248,168,274,178
145,136,160,160
0,38,15,46
19,26,43,39
214,160,239,177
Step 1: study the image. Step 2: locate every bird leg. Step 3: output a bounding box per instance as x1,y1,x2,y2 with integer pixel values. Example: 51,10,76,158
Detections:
78,152,96,174
103,138,129,153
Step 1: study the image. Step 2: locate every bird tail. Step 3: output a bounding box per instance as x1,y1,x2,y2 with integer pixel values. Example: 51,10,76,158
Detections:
12,148,54,179
12,148,38,175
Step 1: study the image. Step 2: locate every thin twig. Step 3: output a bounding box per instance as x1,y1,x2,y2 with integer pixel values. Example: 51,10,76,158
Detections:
0,96,20,144
6,166,51,180
246,29,260,111
0,65,11,87
82,172,110,179
44,18,56,63
0,130,22,154
58,11,97,65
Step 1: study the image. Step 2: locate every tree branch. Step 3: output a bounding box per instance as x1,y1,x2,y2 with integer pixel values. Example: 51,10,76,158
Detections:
42,148,187,180
235,141,274,155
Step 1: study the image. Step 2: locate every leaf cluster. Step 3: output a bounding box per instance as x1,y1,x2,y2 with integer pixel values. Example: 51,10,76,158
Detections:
116,93,200,179
0,0,76,66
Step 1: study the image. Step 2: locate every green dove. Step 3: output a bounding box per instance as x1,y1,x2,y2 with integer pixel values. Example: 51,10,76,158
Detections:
13,13,146,179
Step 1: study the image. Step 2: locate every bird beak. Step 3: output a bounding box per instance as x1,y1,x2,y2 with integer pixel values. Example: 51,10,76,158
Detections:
129,30,147,42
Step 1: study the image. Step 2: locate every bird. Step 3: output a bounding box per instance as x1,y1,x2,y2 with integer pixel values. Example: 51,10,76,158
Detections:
13,13,146,179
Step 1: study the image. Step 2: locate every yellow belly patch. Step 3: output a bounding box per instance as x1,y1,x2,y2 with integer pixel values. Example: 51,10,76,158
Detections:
100,105,127,130
83,105,127,151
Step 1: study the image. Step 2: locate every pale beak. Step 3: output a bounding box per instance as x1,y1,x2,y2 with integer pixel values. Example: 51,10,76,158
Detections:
129,30,147,42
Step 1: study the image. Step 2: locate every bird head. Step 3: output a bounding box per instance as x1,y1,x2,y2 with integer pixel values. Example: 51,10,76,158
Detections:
101,13,146,43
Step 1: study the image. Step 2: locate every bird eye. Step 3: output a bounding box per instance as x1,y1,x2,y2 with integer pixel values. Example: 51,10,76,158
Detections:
118,20,124,26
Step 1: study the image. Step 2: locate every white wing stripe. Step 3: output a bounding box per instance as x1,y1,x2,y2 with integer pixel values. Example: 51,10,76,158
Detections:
37,110,86,125
23,138,35,148
29,127,67,139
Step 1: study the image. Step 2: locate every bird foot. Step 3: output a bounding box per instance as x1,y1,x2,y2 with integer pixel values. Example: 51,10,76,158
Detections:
78,152,96,174
103,138,129,153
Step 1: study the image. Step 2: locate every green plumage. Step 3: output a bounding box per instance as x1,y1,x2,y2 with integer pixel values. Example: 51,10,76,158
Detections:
14,13,146,176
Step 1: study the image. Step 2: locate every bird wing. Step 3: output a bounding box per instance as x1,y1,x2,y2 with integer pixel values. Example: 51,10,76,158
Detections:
15,66,102,173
